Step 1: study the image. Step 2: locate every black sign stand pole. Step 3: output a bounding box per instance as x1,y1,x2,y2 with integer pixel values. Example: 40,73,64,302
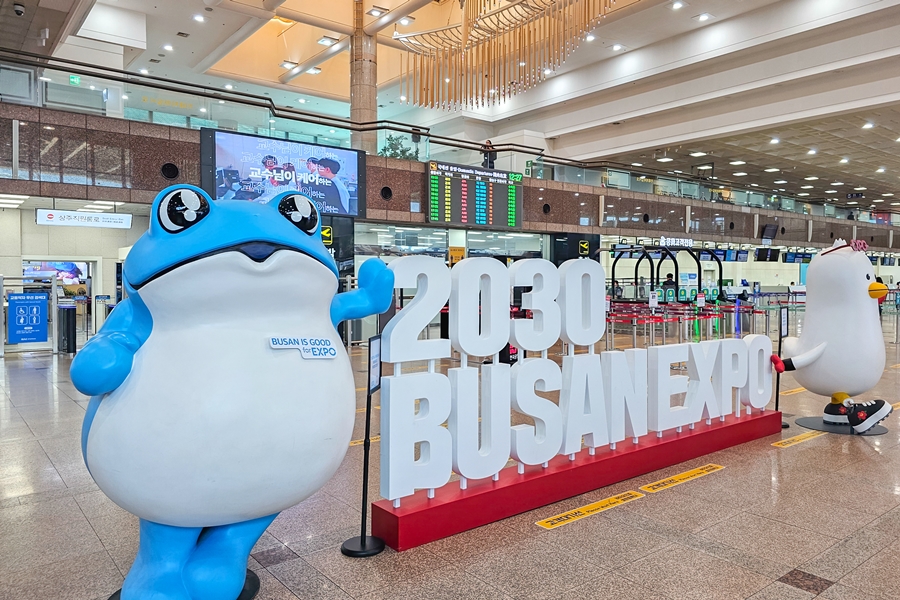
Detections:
341,334,385,558
775,307,789,429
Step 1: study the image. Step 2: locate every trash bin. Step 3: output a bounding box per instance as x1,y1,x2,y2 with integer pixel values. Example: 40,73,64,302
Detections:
58,305,77,355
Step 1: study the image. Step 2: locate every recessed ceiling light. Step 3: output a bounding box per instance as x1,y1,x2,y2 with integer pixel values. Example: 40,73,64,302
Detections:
774,180,787,184
804,176,818,180
770,138,779,144
778,188,786,192
877,168,885,173
163,44,173,51
122,94,129,100
694,13,714,21
89,85,95,90
0,194,28,199
193,14,205,22
269,119,275,123
697,165,712,170
797,193,809,197
657,157,673,162
673,170,683,174
544,68,552,75
874,199,884,203
733,172,747,176
318,36,339,46
883,193,894,197
764,168,779,172
671,1,686,9
307,67,322,75
329,129,336,134
612,44,624,51
199,107,207,113
224,84,233,89
298,98,306,104
847,201,859,205
826,190,837,193
729,160,745,165
801,185,814,189
839,158,848,163
689,152,706,157
862,123,874,129
892,202,900,206
519,61,527,67
854,187,867,191
444,77,450,83
281,61,298,69
399,95,407,101
399,16,415,25
366,6,388,16
218,100,225,104
807,149,817,155
586,34,595,42
831,182,844,186
896,137,900,142
39,76,51,82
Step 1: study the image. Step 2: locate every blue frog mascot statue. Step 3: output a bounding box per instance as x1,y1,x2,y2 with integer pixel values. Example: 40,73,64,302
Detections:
70,185,394,600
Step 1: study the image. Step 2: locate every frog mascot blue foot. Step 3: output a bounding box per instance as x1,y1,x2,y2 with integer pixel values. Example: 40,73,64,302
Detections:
70,186,395,600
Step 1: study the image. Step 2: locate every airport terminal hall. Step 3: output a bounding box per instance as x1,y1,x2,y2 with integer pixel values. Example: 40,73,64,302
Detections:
6,1,900,599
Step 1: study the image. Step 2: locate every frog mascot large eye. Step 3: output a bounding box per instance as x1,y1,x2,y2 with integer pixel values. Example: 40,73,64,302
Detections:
71,185,394,600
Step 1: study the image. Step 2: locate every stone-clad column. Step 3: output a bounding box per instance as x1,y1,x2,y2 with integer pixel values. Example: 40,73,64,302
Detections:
350,0,378,155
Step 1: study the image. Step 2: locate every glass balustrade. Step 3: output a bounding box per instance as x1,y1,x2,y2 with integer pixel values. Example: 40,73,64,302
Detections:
0,55,893,224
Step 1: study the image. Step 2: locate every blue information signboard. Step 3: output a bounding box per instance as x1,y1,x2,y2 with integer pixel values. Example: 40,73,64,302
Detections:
7,293,49,344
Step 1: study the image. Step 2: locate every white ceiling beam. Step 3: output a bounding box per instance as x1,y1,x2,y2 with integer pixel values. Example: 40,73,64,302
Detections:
556,64,900,160
278,37,351,84
363,0,434,36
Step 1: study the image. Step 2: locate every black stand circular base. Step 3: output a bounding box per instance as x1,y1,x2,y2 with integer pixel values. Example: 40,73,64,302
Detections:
341,535,385,557
108,568,260,600
781,422,790,429
795,416,888,436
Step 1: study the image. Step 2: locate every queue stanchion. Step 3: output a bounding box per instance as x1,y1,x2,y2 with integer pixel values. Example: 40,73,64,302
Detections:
606,318,613,350
631,317,638,349
894,308,899,345
342,334,386,558
678,316,684,344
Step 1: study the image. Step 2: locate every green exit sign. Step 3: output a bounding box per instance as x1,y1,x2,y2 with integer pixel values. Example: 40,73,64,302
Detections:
69,75,80,86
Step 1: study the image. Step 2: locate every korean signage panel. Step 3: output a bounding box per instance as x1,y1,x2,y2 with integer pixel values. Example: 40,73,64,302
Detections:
7,293,49,344
36,209,133,229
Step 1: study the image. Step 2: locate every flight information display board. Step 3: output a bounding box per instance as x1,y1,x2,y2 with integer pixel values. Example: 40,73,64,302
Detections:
427,161,523,227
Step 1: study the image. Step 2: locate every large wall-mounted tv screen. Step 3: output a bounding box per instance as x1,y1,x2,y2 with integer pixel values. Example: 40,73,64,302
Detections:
200,129,364,217
427,160,523,228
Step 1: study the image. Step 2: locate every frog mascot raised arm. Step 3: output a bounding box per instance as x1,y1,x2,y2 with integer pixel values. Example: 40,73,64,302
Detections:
70,185,394,600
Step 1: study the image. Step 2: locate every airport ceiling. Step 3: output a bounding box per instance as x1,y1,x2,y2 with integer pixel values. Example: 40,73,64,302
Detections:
601,104,900,211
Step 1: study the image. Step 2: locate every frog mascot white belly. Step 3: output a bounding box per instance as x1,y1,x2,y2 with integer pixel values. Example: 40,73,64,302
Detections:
771,239,891,433
70,185,394,600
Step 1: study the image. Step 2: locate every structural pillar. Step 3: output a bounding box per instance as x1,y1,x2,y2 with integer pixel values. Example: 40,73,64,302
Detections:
351,0,378,155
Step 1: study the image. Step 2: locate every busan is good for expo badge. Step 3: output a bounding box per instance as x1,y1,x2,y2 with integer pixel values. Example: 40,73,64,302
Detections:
269,335,338,359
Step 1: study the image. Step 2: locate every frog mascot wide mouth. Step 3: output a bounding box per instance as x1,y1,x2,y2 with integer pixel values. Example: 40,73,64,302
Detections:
70,185,394,600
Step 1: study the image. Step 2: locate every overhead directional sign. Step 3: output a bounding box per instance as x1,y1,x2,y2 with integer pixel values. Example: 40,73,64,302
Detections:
578,240,590,255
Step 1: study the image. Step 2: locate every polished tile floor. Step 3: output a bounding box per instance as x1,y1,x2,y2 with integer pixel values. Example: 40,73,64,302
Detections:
3,328,900,600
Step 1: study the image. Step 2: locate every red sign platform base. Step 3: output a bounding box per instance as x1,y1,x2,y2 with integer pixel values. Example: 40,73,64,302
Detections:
372,410,782,550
